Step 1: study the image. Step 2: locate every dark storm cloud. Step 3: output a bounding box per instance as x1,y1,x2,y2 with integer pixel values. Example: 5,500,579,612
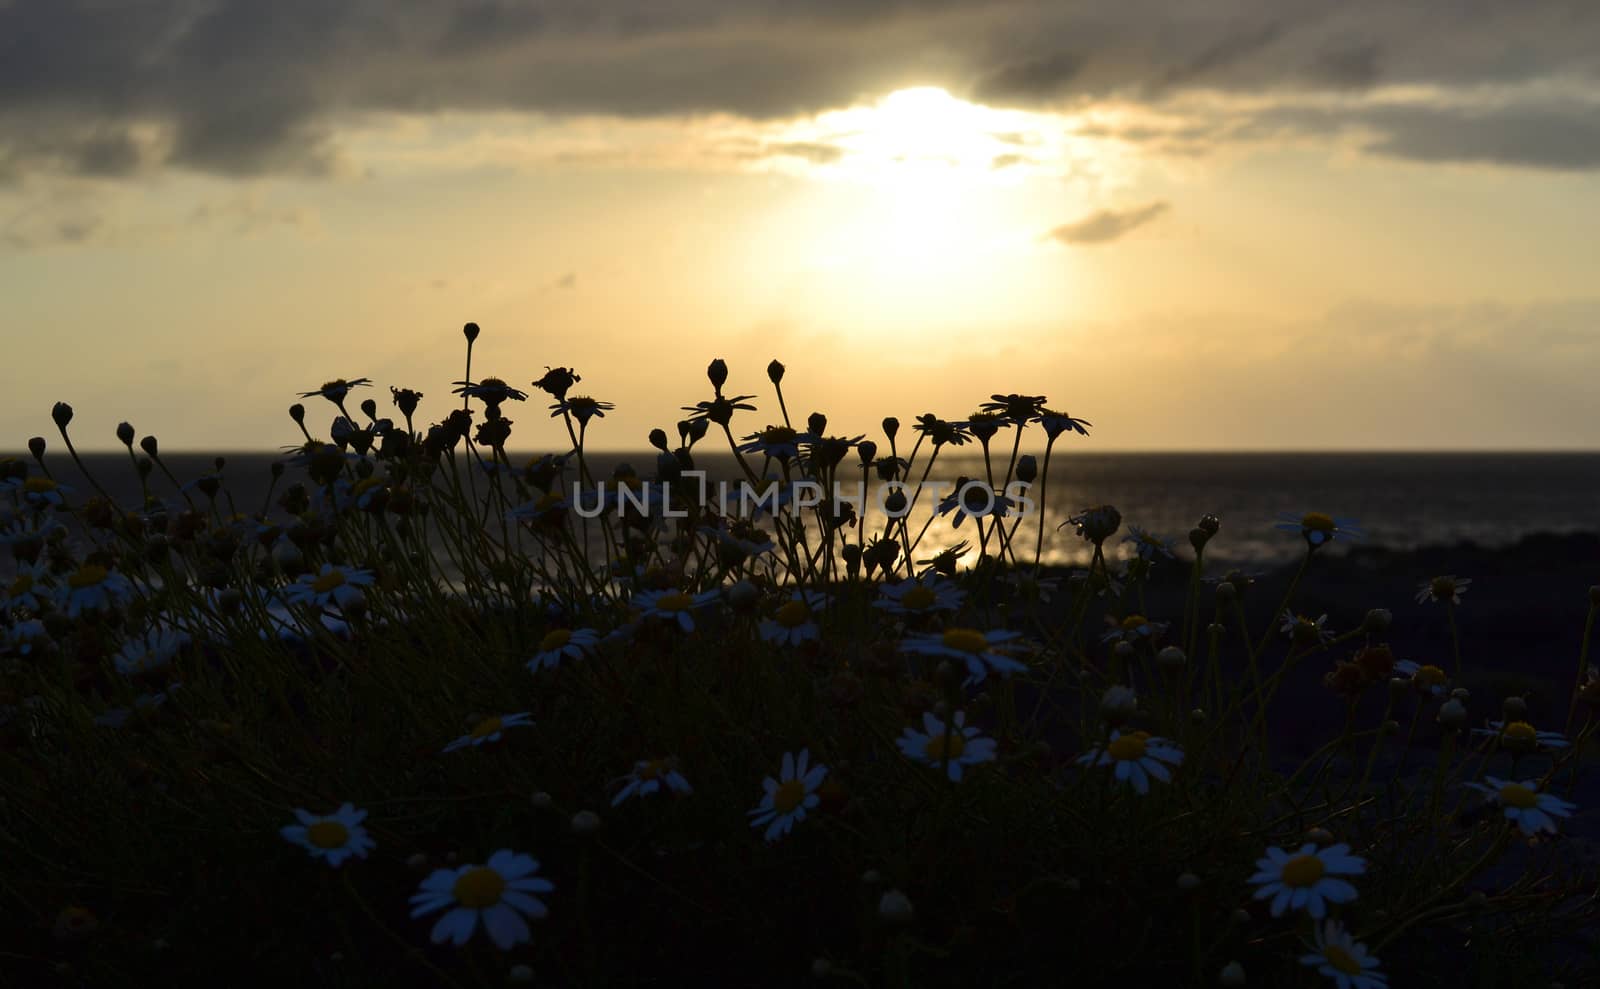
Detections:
1044,202,1170,245
3,0,1600,179
1358,103,1600,171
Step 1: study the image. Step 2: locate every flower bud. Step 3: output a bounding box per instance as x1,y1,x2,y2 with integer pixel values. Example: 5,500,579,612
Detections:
1198,514,1221,537
1191,708,1206,723
463,322,480,343
51,402,74,429
707,358,729,392
1015,455,1037,484
877,889,914,927
28,436,45,460
1363,608,1392,634
1100,684,1137,717
856,440,877,466
1215,581,1237,604
881,417,899,442
1157,646,1186,671
726,579,760,611
1188,527,1209,553
767,359,786,384
807,412,827,436
1437,698,1468,728
570,810,602,835
1450,687,1470,701
1218,961,1246,986
116,422,135,447
530,791,553,810
1502,695,1528,721
289,403,306,424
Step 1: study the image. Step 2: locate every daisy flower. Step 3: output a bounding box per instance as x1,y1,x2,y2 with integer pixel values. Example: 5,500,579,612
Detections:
901,627,1028,686
443,712,534,753
874,575,966,616
1276,512,1363,549
1,559,50,612
1123,525,1177,561
1472,720,1569,753
611,757,693,806
410,851,554,950
4,476,73,510
58,564,136,618
1300,919,1386,989
1393,660,1449,696
632,587,720,632
1038,409,1092,440
897,710,997,782
550,395,616,427
281,563,376,611
935,479,1014,529
748,748,828,843
1417,574,1471,605
5,618,51,657
279,803,375,867
452,376,529,406
1464,776,1577,836
1077,730,1184,795
1101,613,1168,645
527,627,600,672
299,377,372,406
738,425,807,461
1282,612,1334,646
1249,842,1366,919
758,591,827,647
113,627,191,677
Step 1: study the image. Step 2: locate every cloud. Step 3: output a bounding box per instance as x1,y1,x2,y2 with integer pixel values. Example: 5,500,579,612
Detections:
4,0,1600,180
1044,202,1170,246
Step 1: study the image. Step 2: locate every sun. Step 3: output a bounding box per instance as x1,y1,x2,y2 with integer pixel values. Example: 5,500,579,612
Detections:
801,86,1033,187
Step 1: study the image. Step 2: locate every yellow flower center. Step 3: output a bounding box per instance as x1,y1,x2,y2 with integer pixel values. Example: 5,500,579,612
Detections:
1413,665,1447,688
1430,576,1456,599
452,867,506,909
924,730,966,762
775,600,810,628
1502,721,1537,746
539,629,572,651
1323,944,1363,976
638,759,667,781
1121,615,1148,632
307,821,349,849
941,628,988,654
1107,733,1148,761
23,477,57,494
352,477,384,497
469,716,504,740
7,575,32,595
655,592,693,612
1302,512,1335,532
311,569,347,593
760,426,796,444
900,586,936,611
772,778,807,815
67,565,108,589
1281,854,1326,887
1499,783,1539,809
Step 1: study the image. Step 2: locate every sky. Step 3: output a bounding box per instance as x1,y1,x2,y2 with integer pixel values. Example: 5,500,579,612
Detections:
4,0,1600,453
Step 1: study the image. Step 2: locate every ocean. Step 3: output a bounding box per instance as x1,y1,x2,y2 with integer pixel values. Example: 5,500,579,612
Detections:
16,451,1600,571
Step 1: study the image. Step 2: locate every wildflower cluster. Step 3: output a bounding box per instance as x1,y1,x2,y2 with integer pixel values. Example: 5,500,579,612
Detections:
3,326,1596,986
